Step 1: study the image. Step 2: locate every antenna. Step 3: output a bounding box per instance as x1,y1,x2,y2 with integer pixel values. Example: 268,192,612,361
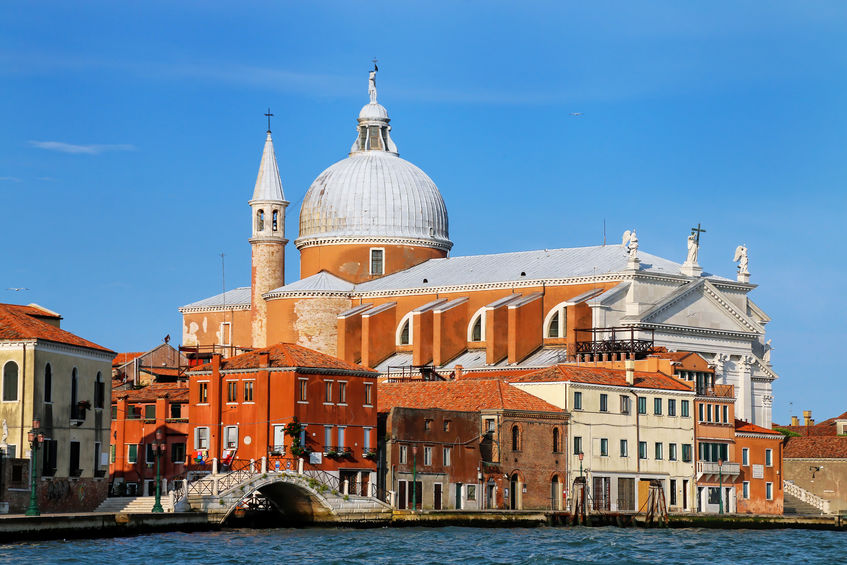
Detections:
603,219,606,246
220,252,226,319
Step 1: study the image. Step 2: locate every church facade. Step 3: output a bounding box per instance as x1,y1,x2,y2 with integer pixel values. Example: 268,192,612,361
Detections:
180,70,778,427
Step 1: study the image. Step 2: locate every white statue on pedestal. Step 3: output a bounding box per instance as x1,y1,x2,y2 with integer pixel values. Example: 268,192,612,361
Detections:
622,229,640,269
763,339,773,364
734,244,749,282
685,233,699,265
368,69,378,104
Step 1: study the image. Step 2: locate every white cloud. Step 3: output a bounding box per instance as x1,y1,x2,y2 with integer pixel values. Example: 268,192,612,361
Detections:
28,141,135,155
0,176,21,182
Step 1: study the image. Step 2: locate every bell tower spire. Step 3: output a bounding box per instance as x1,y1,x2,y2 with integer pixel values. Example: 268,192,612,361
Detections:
249,111,288,347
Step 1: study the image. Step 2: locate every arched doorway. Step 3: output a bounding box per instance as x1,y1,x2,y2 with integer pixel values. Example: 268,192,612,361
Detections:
551,475,561,510
509,473,521,510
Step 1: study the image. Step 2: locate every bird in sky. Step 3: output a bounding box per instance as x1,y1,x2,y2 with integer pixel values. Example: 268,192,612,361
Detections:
6,287,29,291
570,112,583,117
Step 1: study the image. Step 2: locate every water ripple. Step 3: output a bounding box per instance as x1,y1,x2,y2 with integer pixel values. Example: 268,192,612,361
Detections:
0,526,844,565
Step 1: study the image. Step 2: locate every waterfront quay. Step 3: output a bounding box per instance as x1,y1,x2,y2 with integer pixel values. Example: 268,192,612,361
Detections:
0,509,844,544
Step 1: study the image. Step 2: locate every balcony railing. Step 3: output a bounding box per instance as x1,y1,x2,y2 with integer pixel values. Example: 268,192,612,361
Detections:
573,326,655,361
697,460,740,476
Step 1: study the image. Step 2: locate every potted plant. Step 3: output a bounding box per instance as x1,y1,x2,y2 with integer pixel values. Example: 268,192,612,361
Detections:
363,449,377,460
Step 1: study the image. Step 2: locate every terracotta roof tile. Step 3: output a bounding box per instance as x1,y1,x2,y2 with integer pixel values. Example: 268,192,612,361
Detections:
784,437,847,459
735,419,781,435
506,364,692,392
114,382,190,404
188,342,376,374
0,303,111,353
113,352,145,366
378,380,563,413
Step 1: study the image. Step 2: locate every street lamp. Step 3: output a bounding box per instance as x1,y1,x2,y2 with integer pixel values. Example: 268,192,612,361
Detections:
717,459,724,515
25,419,43,517
578,451,584,479
151,429,166,513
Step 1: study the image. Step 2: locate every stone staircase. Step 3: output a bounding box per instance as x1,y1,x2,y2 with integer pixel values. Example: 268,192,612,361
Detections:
95,495,174,514
783,492,823,515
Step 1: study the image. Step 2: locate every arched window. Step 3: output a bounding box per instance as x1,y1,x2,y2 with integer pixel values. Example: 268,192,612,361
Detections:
547,311,560,338
94,371,104,409
256,209,265,231
468,307,486,342
396,312,414,346
2,361,19,402
553,427,560,453
44,363,52,403
511,425,520,451
272,210,279,231
544,303,567,339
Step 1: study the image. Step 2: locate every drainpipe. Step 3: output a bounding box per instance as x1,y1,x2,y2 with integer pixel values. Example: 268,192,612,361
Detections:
19,343,27,459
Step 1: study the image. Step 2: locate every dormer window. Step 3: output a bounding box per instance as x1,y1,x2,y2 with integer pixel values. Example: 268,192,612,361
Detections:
272,210,279,231
257,209,265,231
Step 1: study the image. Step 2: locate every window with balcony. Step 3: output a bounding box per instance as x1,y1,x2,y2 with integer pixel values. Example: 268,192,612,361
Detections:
324,426,333,451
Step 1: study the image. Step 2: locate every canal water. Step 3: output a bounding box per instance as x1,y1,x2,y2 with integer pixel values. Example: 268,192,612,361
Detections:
1,526,844,564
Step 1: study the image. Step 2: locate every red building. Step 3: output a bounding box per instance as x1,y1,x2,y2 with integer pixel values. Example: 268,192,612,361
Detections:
186,343,378,493
734,419,784,514
110,382,189,496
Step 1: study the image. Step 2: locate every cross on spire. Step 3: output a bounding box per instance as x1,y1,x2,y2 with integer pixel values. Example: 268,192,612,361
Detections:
372,57,378,72
690,223,706,245
264,108,274,133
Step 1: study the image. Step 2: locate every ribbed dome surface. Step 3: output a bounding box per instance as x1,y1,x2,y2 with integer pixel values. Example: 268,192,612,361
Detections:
296,151,451,249
359,102,389,120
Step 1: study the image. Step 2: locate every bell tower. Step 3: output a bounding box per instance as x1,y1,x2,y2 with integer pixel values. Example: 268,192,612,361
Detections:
249,114,288,348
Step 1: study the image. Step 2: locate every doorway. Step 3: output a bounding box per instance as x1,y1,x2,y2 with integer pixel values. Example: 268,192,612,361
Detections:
434,483,442,510
509,474,519,510
455,483,462,510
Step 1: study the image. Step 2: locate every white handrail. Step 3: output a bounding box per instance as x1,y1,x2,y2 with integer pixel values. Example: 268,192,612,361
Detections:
783,480,831,514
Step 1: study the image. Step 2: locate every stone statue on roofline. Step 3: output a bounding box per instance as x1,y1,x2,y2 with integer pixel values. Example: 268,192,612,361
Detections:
685,233,698,265
368,69,378,104
734,244,750,282
622,229,640,270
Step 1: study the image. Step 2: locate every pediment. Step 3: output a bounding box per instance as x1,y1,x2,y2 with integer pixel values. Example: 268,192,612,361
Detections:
637,279,764,334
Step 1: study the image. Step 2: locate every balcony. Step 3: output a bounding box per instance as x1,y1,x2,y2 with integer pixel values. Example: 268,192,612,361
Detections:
697,460,740,482
573,326,655,361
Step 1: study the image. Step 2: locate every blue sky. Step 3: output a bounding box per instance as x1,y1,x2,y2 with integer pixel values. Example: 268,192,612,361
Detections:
1,2,845,423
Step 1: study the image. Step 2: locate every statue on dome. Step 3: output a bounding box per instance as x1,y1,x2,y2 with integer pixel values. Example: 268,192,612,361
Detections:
368,68,378,104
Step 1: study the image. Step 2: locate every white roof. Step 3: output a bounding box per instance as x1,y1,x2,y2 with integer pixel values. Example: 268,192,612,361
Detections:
179,287,251,311
251,132,286,203
267,271,354,295
356,245,724,293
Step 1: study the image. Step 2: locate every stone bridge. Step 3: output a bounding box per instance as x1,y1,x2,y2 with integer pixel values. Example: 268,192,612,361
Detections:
178,461,392,525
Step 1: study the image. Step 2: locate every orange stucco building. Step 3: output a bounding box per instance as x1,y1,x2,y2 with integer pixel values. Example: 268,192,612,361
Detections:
185,343,378,493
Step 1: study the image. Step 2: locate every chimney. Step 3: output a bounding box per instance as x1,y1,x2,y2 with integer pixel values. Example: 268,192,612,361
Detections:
259,350,270,369
625,359,635,386
212,353,222,372
455,365,464,380
803,410,812,427
791,415,799,427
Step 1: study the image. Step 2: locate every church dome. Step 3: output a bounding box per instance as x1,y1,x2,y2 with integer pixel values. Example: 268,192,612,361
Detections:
295,70,451,252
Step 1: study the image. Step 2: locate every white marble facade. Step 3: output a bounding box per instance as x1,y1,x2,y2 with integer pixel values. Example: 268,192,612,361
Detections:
591,272,776,427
